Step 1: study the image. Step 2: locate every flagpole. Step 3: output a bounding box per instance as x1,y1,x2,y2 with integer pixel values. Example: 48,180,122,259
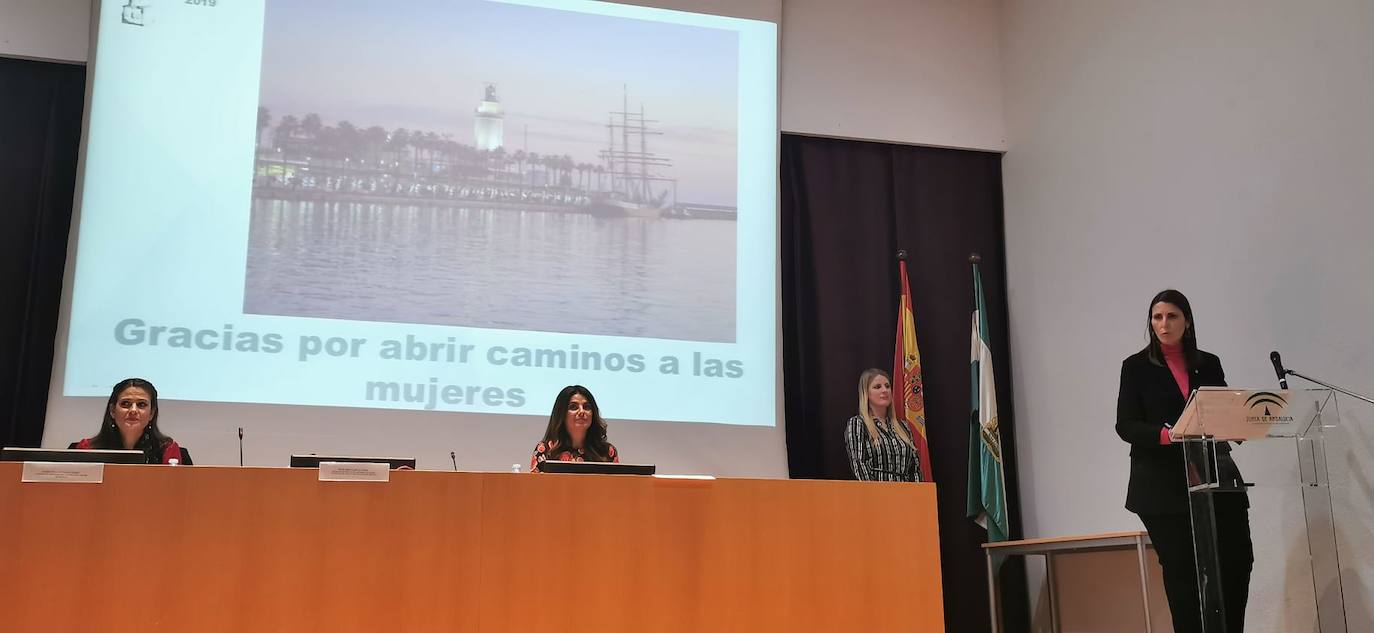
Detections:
893,247,933,481
969,251,1009,540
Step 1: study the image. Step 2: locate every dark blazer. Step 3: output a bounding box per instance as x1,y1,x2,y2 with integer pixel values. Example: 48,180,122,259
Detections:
1115,347,1243,514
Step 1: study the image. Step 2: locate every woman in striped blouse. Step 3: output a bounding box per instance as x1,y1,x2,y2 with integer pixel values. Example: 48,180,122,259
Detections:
844,368,921,482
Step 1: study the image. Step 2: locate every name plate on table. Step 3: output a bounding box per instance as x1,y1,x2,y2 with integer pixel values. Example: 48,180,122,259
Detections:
22,462,105,483
318,461,390,482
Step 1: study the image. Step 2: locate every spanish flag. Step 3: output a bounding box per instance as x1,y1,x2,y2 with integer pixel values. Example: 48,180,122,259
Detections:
894,258,934,482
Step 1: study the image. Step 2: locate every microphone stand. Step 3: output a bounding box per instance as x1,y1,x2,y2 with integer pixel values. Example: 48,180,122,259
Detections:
1286,369,1374,406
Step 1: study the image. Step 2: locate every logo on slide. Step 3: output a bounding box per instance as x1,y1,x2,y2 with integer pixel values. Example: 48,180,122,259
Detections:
121,1,148,27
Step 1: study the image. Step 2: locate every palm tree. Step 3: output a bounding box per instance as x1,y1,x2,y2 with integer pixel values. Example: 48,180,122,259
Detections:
276,115,299,142
527,152,542,185
256,107,271,149
542,155,558,185
410,133,424,175
336,121,359,165
447,140,471,177
274,115,299,170
301,113,323,139
315,126,337,164
423,131,442,175
493,146,511,180
560,155,575,188
579,162,594,191
433,135,447,174
388,128,411,172
363,126,387,165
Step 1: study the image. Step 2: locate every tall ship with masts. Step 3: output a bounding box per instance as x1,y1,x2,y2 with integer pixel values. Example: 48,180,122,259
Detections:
590,89,677,218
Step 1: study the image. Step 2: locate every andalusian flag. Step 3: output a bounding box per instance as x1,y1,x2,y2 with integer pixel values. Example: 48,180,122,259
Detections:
894,257,934,482
968,260,1008,542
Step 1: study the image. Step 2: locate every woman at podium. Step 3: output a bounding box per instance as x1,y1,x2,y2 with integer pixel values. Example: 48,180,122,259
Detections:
844,368,921,481
1116,290,1252,633
529,385,619,473
70,378,193,465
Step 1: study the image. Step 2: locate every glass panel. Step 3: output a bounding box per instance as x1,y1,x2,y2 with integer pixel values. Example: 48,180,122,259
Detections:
1185,388,1331,440
1301,394,1349,633
1185,439,1229,632
1184,389,1350,633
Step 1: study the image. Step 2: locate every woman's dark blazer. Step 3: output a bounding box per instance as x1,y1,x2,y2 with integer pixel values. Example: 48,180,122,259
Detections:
1115,347,1239,515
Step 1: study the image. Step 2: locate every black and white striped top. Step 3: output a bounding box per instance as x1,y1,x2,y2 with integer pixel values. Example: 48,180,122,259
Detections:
844,415,921,482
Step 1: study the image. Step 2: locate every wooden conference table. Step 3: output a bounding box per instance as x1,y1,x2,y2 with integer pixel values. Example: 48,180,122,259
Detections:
0,464,944,632
983,531,1157,633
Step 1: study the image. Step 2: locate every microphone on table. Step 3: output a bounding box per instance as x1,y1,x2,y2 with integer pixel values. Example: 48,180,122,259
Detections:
450,450,458,471
1269,351,1290,390
237,427,245,466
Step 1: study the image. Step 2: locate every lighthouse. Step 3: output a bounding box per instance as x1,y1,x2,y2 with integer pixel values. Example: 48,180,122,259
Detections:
473,83,504,151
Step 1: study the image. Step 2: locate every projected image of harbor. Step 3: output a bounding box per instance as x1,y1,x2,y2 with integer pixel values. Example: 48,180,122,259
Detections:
244,0,740,342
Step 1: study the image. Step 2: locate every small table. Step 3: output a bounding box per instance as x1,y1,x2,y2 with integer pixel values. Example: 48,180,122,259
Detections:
983,530,1155,633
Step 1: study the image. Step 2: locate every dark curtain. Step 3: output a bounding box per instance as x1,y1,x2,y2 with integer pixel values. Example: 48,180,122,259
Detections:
781,133,1029,633
0,57,86,448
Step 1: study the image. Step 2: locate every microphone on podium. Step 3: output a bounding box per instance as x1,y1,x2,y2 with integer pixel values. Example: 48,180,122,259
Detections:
450,451,458,471
1269,351,1290,390
237,427,245,466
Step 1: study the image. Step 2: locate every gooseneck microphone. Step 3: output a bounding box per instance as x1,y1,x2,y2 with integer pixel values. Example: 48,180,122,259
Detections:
450,451,458,472
1278,359,1374,406
237,427,245,466
1270,351,1290,389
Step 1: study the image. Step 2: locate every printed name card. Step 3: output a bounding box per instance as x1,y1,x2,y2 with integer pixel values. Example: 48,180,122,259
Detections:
21,462,105,483
318,461,390,482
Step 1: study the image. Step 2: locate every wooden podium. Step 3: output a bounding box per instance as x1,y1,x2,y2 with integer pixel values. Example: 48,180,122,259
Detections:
0,464,945,632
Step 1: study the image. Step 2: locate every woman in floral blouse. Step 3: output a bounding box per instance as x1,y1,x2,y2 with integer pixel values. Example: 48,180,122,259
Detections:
529,385,620,472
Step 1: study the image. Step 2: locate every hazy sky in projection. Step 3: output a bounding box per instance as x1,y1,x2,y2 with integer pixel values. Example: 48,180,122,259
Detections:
258,0,740,205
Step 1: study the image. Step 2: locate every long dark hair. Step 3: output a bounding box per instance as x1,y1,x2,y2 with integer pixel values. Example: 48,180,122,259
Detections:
90,378,174,461
1143,289,1201,368
540,385,612,462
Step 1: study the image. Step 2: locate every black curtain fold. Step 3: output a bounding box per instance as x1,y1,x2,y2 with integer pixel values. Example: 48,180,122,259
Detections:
0,56,86,448
781,132,1028,633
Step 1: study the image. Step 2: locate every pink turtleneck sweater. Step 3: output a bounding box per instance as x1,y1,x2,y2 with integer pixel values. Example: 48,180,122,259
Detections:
1160,342,1189,444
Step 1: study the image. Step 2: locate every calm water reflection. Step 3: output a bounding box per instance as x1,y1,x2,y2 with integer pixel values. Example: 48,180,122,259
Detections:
243,199,737,342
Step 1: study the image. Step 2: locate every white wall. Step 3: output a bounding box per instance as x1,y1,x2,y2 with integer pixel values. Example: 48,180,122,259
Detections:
780,0,1006,150
0,0,88,62
0,0,1008,153
1001,1,1374,631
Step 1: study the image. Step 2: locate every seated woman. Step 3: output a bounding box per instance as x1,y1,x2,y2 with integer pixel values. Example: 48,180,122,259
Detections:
70,378,193,465
529,385,618,473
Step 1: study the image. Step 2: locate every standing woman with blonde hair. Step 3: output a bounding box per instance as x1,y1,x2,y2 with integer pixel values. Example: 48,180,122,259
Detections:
844,368,921,481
